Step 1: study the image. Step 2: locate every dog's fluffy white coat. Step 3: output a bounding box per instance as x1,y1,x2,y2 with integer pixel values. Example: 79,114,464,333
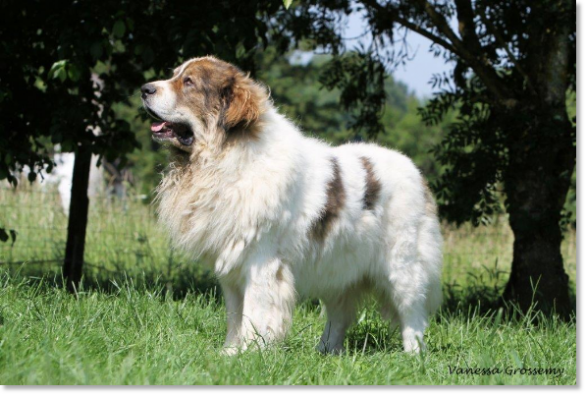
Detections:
148,58,443,354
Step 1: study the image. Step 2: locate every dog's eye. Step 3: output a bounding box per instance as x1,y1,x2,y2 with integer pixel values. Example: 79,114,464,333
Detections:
183,77,193,86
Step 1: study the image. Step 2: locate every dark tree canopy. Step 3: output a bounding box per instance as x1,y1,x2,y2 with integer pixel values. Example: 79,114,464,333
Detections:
0,0,285,184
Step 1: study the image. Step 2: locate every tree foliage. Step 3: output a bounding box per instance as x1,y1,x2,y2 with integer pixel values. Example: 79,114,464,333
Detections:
0,0,285,185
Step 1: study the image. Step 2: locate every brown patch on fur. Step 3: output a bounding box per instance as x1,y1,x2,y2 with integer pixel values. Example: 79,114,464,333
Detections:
310,158,346,242
360,157,381,210
422,180,438,216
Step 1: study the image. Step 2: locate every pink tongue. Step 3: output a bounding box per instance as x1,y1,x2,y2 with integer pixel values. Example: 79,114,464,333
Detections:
151,121,168,132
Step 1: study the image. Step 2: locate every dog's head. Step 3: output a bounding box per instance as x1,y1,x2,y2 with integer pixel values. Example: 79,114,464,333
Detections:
141,56,267,154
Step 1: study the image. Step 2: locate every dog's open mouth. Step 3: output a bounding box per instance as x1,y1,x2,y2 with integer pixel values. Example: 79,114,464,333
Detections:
146,108,194,146
150,121,194,146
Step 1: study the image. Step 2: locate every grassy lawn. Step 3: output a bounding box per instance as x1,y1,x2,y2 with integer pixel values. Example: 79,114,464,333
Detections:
0,186,577,385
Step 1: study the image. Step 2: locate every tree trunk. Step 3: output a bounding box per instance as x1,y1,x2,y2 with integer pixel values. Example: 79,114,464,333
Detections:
63,145,92,292
502,10,575,317
502,110,574,318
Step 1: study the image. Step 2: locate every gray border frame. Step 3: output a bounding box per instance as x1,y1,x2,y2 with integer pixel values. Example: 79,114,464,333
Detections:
0,0,587,396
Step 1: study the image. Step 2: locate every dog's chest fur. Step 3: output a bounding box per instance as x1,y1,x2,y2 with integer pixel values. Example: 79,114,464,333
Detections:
155,131,301,275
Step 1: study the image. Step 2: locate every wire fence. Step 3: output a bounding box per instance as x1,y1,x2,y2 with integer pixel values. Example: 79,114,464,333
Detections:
0,184,186,280
0,184,577,291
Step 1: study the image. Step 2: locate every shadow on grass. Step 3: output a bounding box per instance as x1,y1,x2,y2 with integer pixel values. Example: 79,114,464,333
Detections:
343,264,576,355
2,261,220,302
3,258,576,358
344,297,577,356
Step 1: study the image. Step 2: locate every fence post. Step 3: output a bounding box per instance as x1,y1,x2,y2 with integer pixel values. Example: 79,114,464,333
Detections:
63,144,92,292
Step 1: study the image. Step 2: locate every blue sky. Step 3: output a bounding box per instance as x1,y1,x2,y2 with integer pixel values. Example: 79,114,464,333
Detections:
344,10,454,99
289,9,456,99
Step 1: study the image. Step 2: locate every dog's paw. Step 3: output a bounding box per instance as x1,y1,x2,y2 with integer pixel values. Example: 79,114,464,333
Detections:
221,346,242,357
403,340,426,354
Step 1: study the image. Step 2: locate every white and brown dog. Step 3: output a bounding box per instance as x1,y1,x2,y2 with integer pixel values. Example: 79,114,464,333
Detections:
141,56,443,354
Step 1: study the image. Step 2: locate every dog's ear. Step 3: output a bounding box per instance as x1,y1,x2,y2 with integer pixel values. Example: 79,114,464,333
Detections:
221,73,266,131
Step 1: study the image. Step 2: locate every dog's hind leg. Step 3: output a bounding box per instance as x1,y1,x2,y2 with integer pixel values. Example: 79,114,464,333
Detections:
377,273,429,353
394,206,443,353
381,219,431,353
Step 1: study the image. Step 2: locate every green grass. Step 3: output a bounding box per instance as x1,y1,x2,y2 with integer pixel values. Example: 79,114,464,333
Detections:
0,185,577,385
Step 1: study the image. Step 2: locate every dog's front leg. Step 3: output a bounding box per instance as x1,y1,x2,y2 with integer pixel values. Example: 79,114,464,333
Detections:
219,279,244,356
238,258,295,352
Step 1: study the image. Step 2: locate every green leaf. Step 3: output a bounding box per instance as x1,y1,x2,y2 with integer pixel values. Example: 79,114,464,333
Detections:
56,67,67,82
49,60,68,80
49,59,67,73
113,20,126,38
283,0,293,9
67,63,81,82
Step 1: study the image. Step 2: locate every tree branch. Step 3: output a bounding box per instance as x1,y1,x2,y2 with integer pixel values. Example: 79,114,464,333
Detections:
454,0,484,55
360,0,512,102
393,15,457,54
414,0,509,100
417,0,464,50
360,0,457,53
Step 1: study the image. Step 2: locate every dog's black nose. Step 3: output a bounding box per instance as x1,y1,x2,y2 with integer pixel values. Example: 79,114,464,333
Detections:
141,83,157,98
